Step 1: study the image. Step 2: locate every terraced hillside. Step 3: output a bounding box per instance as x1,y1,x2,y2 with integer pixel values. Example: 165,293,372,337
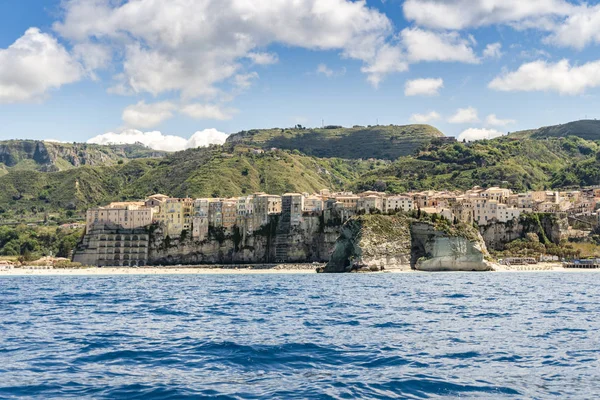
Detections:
226,124,445,160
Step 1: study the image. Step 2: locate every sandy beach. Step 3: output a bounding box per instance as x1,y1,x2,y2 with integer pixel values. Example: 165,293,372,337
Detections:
2,263,600,276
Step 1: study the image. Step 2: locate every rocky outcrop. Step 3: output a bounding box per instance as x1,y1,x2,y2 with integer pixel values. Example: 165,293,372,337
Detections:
0,140,165,172
321,215,491,273
320,215,412,273
480,213,568,251
411,222,492,272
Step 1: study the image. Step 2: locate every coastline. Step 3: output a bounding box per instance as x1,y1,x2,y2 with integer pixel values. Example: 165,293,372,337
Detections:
1,262,600,276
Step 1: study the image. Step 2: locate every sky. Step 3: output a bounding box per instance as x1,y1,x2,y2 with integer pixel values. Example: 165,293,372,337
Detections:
2,0,600,150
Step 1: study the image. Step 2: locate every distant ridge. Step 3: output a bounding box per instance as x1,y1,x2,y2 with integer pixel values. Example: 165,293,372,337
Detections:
510,120,600,141
226,124,445,160
0,140,166,174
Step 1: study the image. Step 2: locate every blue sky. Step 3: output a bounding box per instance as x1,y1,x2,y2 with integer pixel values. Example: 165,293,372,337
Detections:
1,0,600,149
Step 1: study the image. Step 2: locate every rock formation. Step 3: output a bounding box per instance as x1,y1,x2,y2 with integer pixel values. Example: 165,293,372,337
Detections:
320,214,492,273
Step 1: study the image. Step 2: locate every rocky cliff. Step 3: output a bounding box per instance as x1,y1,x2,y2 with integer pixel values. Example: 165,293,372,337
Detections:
0,140,165,172
320,214,491,273
480,213,568,251
147,214,340,265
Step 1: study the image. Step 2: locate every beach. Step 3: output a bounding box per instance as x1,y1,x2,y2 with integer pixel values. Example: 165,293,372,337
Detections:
2,262,600,276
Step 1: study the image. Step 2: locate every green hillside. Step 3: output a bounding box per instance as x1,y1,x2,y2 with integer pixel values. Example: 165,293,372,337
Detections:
0,140,166,172
0,144,381,223
510,120,600,141
355,136,599,193
226,124,445,160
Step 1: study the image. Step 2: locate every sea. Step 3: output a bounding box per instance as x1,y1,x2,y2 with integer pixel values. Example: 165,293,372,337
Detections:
1,272,600,399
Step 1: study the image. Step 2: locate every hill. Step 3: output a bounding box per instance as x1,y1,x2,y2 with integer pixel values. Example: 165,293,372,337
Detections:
0,144,381,223
226,124,445,160
0,140,166,173
510,120,600,141
355,136,599,193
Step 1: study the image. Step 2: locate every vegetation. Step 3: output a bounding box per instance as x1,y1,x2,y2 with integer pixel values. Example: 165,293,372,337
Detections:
226,124,444,160
0,140,166,172
510,119,600,141
356,136,599,192
0,225,84,260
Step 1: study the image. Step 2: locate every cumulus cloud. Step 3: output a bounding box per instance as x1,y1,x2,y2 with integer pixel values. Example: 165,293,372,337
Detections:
180,104,236,120
87,129,229,152
405,78,444,96
483,43,503,59
410,111,441,123
54,0,402,92
122,101,177,128
545,4,600,49
486,114,516,126
0,28,82,103
458,128,506,142
402,0,573,30
448,107,479,124
401,28,479,64
360,44,408,88
489,59,600,95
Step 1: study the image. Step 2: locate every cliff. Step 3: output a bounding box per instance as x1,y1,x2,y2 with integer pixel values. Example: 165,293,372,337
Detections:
147,214,340,265
320,214,491,273
0,140,165,172
480,213,568,251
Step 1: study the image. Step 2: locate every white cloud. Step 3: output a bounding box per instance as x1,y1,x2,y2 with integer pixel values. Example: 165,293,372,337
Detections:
360,44,408,88
0,28,82,103
405,78,444,96
180,104,236,120
316,63,346,78
410,111,441,123
317,64,334,77
483,42,503,59
486,114,516,126
233,72,259,90
55,0,400,93
401,28,479,64
187,129,231,148
402,0,573,30
448,107,479,124
122,101,176,128
458,128,506,142
489,59,600,95
545,4,600,49
247,52,279,65
72,42,111,79
87,129,229,152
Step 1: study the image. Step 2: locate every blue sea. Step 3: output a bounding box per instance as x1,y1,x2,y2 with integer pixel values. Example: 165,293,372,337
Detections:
1,272,600,399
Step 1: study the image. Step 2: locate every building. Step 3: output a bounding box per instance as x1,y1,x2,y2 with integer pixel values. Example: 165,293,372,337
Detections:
86,204,153,232
282,193,304,226
385,196,414,213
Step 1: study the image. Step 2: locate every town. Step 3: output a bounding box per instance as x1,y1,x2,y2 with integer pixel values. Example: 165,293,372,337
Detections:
85,186,600,240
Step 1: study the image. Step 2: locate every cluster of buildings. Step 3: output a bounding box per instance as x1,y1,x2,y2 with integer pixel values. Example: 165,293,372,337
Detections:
85,187,600,240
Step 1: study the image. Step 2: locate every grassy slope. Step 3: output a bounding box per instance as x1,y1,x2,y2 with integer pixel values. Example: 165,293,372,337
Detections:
356,136,599,192
226,124,444,159
0,145,379,221
510,120,600,141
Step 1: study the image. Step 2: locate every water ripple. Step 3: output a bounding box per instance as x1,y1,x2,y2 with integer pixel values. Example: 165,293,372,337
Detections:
1,272,600,398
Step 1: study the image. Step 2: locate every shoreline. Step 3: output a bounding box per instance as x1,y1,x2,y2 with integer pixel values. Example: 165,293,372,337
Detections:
1,262,600,276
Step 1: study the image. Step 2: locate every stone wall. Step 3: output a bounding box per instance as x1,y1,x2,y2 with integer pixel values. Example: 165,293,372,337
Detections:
73,223,150,267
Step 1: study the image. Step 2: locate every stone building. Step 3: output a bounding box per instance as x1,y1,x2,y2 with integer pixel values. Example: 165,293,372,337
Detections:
73,223,150,267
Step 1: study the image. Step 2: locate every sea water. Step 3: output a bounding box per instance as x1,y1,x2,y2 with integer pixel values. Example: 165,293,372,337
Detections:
1,272,599,399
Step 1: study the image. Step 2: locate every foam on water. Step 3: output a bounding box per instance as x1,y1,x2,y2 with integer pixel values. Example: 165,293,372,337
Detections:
1,273,600,398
